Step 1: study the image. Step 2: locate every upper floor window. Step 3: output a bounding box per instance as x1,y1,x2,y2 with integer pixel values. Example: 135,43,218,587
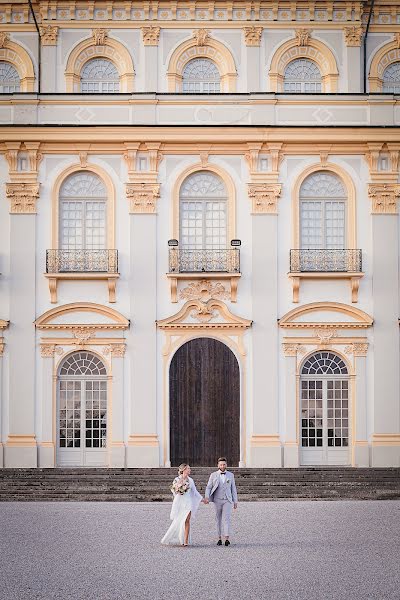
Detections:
182,58,221,93
382,62,400,93
0,61,20,93
80,58,119,93
180,171,227,249
284,58,322,93
59,172,107,250
300,172,347,249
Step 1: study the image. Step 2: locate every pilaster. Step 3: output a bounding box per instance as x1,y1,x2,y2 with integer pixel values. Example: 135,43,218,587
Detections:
38,344,57,467
109,345,126,467
344,27,362,93
40,25,59,93
282,344,302,467
142,27,160,91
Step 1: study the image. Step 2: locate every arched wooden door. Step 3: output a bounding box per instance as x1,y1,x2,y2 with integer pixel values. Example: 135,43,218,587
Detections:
169,338,240,467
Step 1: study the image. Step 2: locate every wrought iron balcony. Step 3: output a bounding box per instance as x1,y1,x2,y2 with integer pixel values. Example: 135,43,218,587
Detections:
46,249,118,273
290,249,362,273
169,248,240,273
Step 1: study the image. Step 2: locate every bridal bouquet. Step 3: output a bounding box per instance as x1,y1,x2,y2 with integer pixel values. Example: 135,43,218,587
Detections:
171,478,190,495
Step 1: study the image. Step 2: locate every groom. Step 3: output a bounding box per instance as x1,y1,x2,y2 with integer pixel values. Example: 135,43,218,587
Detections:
204,457,238,546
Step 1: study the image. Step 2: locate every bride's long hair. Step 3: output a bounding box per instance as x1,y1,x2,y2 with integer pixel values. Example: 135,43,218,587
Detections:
178,463,188,475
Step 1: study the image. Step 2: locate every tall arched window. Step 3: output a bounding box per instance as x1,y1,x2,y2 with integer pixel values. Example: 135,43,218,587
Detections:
57,351,108,466
180,171,227,249
0,61,20,93
59,172,107,250
300,172,347,249
382,62,400,93
80,58,120,93
284,58,322,92
300,351,349,466
182,58,221,93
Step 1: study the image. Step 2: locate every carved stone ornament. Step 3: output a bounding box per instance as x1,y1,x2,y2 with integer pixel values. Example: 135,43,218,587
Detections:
39,25,59,46
142,26,160,46
243,26,263,46
394,33,400,49
345,342,369,357
0,341,4,357
193,29,210,46
314,328,337,344
92,28,109,45
248,183,282,214
368,183,400,214
295,29,311,47
72,327,96,346
40,344,63,358
0,32,9,48
6,182,40,214
343,26,363,47
111,343,126,357
179,280,230,302
190,303,217,323
126,183,161,214
282,343,305,357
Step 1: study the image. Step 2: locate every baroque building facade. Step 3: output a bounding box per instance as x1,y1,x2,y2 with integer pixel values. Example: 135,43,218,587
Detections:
0,0,399,469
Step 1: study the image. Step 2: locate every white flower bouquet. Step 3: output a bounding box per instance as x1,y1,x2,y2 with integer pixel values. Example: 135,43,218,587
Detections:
171,478,190,495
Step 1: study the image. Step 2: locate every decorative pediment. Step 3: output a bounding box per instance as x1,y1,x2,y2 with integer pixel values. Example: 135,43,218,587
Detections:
157,299,252,330
279,302,373,329
35,302,129,331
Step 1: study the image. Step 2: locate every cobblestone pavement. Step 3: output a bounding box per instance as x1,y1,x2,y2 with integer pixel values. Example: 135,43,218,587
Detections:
0,501,399,600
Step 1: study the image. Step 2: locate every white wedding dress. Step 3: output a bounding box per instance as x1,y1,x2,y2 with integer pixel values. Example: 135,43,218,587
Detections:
161,476,202,546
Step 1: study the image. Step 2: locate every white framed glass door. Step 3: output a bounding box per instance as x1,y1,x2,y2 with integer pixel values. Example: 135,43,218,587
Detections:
300,352,350,466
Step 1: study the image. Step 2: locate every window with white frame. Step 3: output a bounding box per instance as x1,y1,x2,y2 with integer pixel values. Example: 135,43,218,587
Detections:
80,58,120,93
283,58,322,93
180,171,227,249
382,62,400,94
300,172,347,249
0,61,20,93
59,172,107,250
182,58,221,93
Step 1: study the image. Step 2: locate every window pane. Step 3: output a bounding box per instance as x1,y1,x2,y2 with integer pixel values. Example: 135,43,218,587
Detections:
81,58,119,93
182,59,221,93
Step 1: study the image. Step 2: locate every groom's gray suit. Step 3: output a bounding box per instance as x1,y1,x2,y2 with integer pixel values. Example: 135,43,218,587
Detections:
205,471,238,538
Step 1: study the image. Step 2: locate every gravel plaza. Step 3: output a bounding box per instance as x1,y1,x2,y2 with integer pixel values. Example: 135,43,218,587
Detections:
0,500,399,600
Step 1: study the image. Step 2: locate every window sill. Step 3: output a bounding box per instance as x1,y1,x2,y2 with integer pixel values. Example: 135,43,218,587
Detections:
44,272,120,304
288,272,364,303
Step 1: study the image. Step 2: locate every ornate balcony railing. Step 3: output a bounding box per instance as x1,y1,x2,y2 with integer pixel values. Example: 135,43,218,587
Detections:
290,249,362,273
46,249,118,273
169,248,240,273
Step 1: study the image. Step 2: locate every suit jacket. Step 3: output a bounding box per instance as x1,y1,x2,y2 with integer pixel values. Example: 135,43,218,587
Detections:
205,470,238,503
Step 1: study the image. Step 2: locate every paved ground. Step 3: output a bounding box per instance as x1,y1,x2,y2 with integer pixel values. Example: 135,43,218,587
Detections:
0,501,399,600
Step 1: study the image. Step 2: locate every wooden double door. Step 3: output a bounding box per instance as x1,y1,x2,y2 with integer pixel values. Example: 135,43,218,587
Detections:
169,338,240,467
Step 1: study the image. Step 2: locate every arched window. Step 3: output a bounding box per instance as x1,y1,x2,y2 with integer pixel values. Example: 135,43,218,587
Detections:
382,62,400,93
57,351,108,466
179,171,227,249
300,351,349,466
80,58,120,93
300,172,347,249
284,58,322,93
182,58,221,93
0,61,20,93
59,172,107,250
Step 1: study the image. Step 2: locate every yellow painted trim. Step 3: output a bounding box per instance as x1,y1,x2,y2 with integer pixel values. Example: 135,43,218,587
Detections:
65,35,135,92
128,434,159,447
292,162,356,250
371,434,400,446
167,35,237,92
5,434,36,447
51,162,115,250
35,302,129,328
0,39,35,92
269,36,339,92
279,302,373,328
369,39,400,92
172,162,236,243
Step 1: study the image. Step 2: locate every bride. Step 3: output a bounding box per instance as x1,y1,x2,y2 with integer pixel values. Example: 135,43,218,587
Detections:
161,463,204,546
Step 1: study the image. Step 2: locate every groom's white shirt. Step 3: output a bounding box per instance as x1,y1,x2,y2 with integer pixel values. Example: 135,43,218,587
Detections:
205,470,238,504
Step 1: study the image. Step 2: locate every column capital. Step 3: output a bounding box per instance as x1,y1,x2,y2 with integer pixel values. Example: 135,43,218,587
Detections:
243,26,263,46
368,183,400,214
39,25,59,46
126,183,161,214
6,182,40,214
282,343,305,357
142,26,160,46
40,343,62,358
344,342,369,357
248,183,282,214
344,26,363,47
